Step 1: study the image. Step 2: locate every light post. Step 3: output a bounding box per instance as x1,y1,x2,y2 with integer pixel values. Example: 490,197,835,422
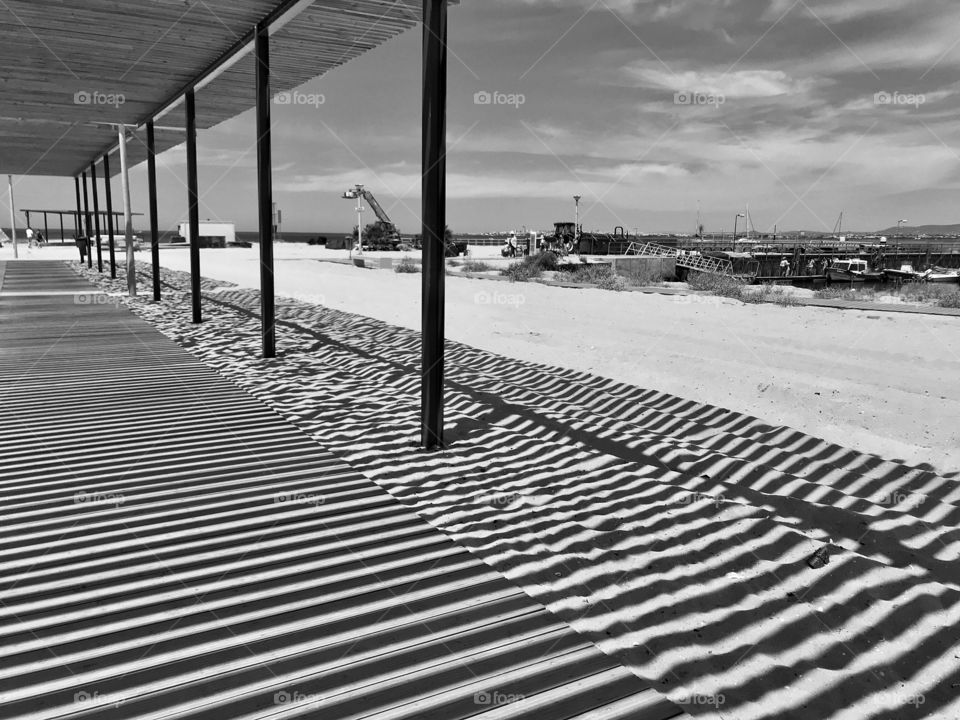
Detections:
573,195,581,242
342,184,365,256
733,213,745,242
897,219,907,237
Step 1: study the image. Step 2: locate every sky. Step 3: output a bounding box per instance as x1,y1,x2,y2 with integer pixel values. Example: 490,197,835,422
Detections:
8,0,960,235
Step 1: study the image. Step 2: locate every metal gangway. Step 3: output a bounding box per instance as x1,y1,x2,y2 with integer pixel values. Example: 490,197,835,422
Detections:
626,241,733,275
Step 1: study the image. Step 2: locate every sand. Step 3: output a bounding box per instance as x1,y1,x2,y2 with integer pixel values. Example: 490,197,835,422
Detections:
57,249,960,719
53,242,958,473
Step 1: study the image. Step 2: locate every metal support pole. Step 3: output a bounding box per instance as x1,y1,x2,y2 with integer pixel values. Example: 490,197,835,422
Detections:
185,88,202,323
255,23,276,358
147,121,161,301
118,127,136,296
90,161,103,272
43,211,49,245
82,171,92,268
73,177,81,237
59,212,64,243
103,153,116,278
7,175,17,259
420,0,448,450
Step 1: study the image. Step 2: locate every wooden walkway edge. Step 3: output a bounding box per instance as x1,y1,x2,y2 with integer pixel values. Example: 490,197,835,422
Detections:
0,260,683,720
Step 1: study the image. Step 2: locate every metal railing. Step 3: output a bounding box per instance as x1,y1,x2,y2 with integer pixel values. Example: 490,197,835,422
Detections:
627,241,733,275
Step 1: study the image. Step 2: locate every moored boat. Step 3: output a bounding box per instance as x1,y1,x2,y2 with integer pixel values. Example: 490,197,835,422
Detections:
921,266,960,284
883,263,923,282
827,258,881,283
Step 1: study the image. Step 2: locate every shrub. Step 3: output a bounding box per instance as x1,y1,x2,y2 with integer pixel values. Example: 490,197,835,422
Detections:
939,291,960,308
461,259,493,273
596,273,627,291
394,256,419,273
501,261,541,282
531,251,560,271
618,263,668,286
687,271,746,300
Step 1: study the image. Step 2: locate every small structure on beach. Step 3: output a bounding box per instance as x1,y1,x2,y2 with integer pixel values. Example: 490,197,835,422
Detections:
177,222,235,248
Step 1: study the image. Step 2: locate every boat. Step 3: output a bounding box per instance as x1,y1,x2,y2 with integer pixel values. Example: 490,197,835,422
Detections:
883,263,923,283
827,258,882,283
921,266,960,284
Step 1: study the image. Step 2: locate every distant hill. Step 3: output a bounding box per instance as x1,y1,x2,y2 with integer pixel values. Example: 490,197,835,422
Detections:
876,224,960,235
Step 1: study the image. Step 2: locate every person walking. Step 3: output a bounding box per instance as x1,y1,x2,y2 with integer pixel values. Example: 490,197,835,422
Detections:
779,257,790,277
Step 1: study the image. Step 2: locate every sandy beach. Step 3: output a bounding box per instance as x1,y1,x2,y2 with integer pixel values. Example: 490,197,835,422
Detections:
39,242,958,471
50,245,960,719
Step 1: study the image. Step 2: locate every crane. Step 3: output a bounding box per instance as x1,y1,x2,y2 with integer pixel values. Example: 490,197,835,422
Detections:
342,185,401,250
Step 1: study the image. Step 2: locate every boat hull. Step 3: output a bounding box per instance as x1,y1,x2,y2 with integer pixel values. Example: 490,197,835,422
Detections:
923,274,960,284
827,270,868,283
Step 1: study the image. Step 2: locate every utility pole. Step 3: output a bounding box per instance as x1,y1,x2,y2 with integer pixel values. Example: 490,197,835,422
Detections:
573,195,581,242
7,175,17,259
342,184,364,257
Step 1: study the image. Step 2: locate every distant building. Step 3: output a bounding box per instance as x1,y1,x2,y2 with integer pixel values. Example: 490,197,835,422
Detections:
178,222,235,248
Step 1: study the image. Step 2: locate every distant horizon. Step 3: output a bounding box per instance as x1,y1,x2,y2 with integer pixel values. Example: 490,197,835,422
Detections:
7,221,960,240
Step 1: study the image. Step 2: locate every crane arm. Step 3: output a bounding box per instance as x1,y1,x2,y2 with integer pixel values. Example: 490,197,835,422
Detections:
360,189,394,227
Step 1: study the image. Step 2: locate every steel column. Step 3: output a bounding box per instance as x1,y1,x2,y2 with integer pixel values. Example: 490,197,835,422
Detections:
103,153,116,278
420,0,448,450
73,177,81,237
118,127,136,296
7,175,17,259
185,88,202,323
90,162,103,272
255,22,276,358
81,171,92,268
147,121,162,301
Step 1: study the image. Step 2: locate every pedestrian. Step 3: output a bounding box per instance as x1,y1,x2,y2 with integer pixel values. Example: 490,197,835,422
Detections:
26,226,36,248
780,257,790,277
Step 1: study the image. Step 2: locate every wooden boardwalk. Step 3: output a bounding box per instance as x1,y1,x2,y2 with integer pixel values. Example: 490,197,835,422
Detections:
0,261,682,720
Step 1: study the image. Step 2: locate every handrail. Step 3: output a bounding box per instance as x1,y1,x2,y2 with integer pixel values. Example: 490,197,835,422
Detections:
627,242,733,275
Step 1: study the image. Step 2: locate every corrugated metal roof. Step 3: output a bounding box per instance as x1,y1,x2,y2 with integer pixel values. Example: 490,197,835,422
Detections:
0,260,683,720
0,0,457,177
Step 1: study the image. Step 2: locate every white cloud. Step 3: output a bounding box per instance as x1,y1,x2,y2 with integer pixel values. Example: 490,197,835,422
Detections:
625,66,807,99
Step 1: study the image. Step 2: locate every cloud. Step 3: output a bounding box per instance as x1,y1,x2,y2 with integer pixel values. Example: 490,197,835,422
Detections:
625,65,808,99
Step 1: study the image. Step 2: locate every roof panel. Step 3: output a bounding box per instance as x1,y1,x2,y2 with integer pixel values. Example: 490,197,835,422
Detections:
0,0,456,177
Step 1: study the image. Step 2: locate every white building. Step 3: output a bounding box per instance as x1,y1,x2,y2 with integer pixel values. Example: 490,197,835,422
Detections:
178,222,236,247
